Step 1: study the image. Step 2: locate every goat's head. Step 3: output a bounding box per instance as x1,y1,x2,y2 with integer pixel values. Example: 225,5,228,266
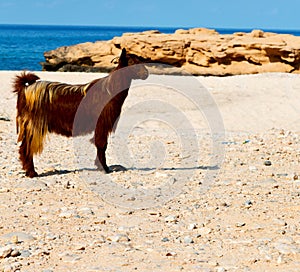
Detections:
114,48,149,80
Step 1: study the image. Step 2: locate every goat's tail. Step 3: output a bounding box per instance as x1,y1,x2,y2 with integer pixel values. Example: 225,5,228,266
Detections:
13,72,40,134
13,72,48,156
13,71,40,94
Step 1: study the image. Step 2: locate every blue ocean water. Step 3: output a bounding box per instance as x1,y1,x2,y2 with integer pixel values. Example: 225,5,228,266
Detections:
0,24,299,71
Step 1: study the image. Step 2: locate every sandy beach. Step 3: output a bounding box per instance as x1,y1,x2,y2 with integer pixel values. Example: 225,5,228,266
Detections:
0,71,300,271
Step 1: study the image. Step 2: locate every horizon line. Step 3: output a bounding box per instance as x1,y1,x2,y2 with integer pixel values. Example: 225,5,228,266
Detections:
0,23,300,33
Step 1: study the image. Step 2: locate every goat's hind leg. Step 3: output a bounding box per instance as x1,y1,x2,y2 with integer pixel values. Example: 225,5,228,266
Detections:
19,136,38,178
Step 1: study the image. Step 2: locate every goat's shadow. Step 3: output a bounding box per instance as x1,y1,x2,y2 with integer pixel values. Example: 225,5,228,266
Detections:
37,164,219,178
129,165,220,171
38,169,76,177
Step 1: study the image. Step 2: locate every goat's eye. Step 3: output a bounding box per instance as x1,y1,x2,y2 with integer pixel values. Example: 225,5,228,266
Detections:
128,59,134,65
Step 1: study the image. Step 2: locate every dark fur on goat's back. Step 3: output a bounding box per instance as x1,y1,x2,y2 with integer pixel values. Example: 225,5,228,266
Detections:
13,48,148,177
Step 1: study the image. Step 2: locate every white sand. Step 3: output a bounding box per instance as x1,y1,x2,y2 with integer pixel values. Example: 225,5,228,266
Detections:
2,71,300,132
0,71,299,271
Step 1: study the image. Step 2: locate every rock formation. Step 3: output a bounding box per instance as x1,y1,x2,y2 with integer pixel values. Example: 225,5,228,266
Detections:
41,28,300,76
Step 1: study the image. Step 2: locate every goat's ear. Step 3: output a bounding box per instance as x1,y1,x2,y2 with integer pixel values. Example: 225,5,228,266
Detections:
120,48,127,62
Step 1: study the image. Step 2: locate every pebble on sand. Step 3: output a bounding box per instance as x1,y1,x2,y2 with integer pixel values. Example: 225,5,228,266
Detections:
183,236,194,244
164,215,178,223
264,160,272,166
0,245,13,258
107,234,130,243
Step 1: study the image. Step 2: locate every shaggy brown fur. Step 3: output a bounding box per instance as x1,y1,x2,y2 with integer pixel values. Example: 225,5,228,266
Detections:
13,48,148,177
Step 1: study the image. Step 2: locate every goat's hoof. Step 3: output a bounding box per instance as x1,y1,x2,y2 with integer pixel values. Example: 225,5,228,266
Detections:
26,170,38,178
108,165,127,173
95,162,110,173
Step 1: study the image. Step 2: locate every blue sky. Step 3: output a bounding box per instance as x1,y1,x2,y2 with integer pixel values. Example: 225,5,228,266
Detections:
0,0,299,30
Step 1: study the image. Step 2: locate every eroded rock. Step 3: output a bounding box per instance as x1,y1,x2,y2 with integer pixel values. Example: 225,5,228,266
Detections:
42,28,300,75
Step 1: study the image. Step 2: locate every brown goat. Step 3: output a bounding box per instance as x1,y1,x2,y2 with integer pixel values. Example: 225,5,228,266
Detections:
13,48,148,178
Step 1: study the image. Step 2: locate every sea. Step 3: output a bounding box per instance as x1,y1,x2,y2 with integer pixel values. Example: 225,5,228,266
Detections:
1,24,300,71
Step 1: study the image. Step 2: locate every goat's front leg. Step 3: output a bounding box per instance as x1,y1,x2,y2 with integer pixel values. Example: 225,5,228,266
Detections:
95,143,110,173
94,121,126,173
94,124,110,173
95,143,127,173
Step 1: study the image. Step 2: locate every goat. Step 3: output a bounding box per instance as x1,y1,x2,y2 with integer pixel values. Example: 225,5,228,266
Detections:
13,48,148,177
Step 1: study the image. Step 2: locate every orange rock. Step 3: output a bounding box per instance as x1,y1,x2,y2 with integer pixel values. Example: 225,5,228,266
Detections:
42,28,300,75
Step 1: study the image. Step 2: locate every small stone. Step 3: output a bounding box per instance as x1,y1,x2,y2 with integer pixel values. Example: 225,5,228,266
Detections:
148,211,161,216
0,245,13,258
107,234,130,243
161,237,169,242
183,236,194,244
244,200,253,208
194,204,200,209
20,250,31,257
166,252,177,257
155,172,168,178
10,249,20,257
78,207,94,215
164,215,178,223
188,223,197,230
264,160,272,166
0,116,11,122
11,235,18,244
221,202,230,207
293,174,298,180
249,166,257,171
75,244,86,251
236,222,246,227
45,233,57,241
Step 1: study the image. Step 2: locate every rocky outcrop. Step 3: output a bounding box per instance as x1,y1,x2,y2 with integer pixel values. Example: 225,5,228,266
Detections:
41,28,300,76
